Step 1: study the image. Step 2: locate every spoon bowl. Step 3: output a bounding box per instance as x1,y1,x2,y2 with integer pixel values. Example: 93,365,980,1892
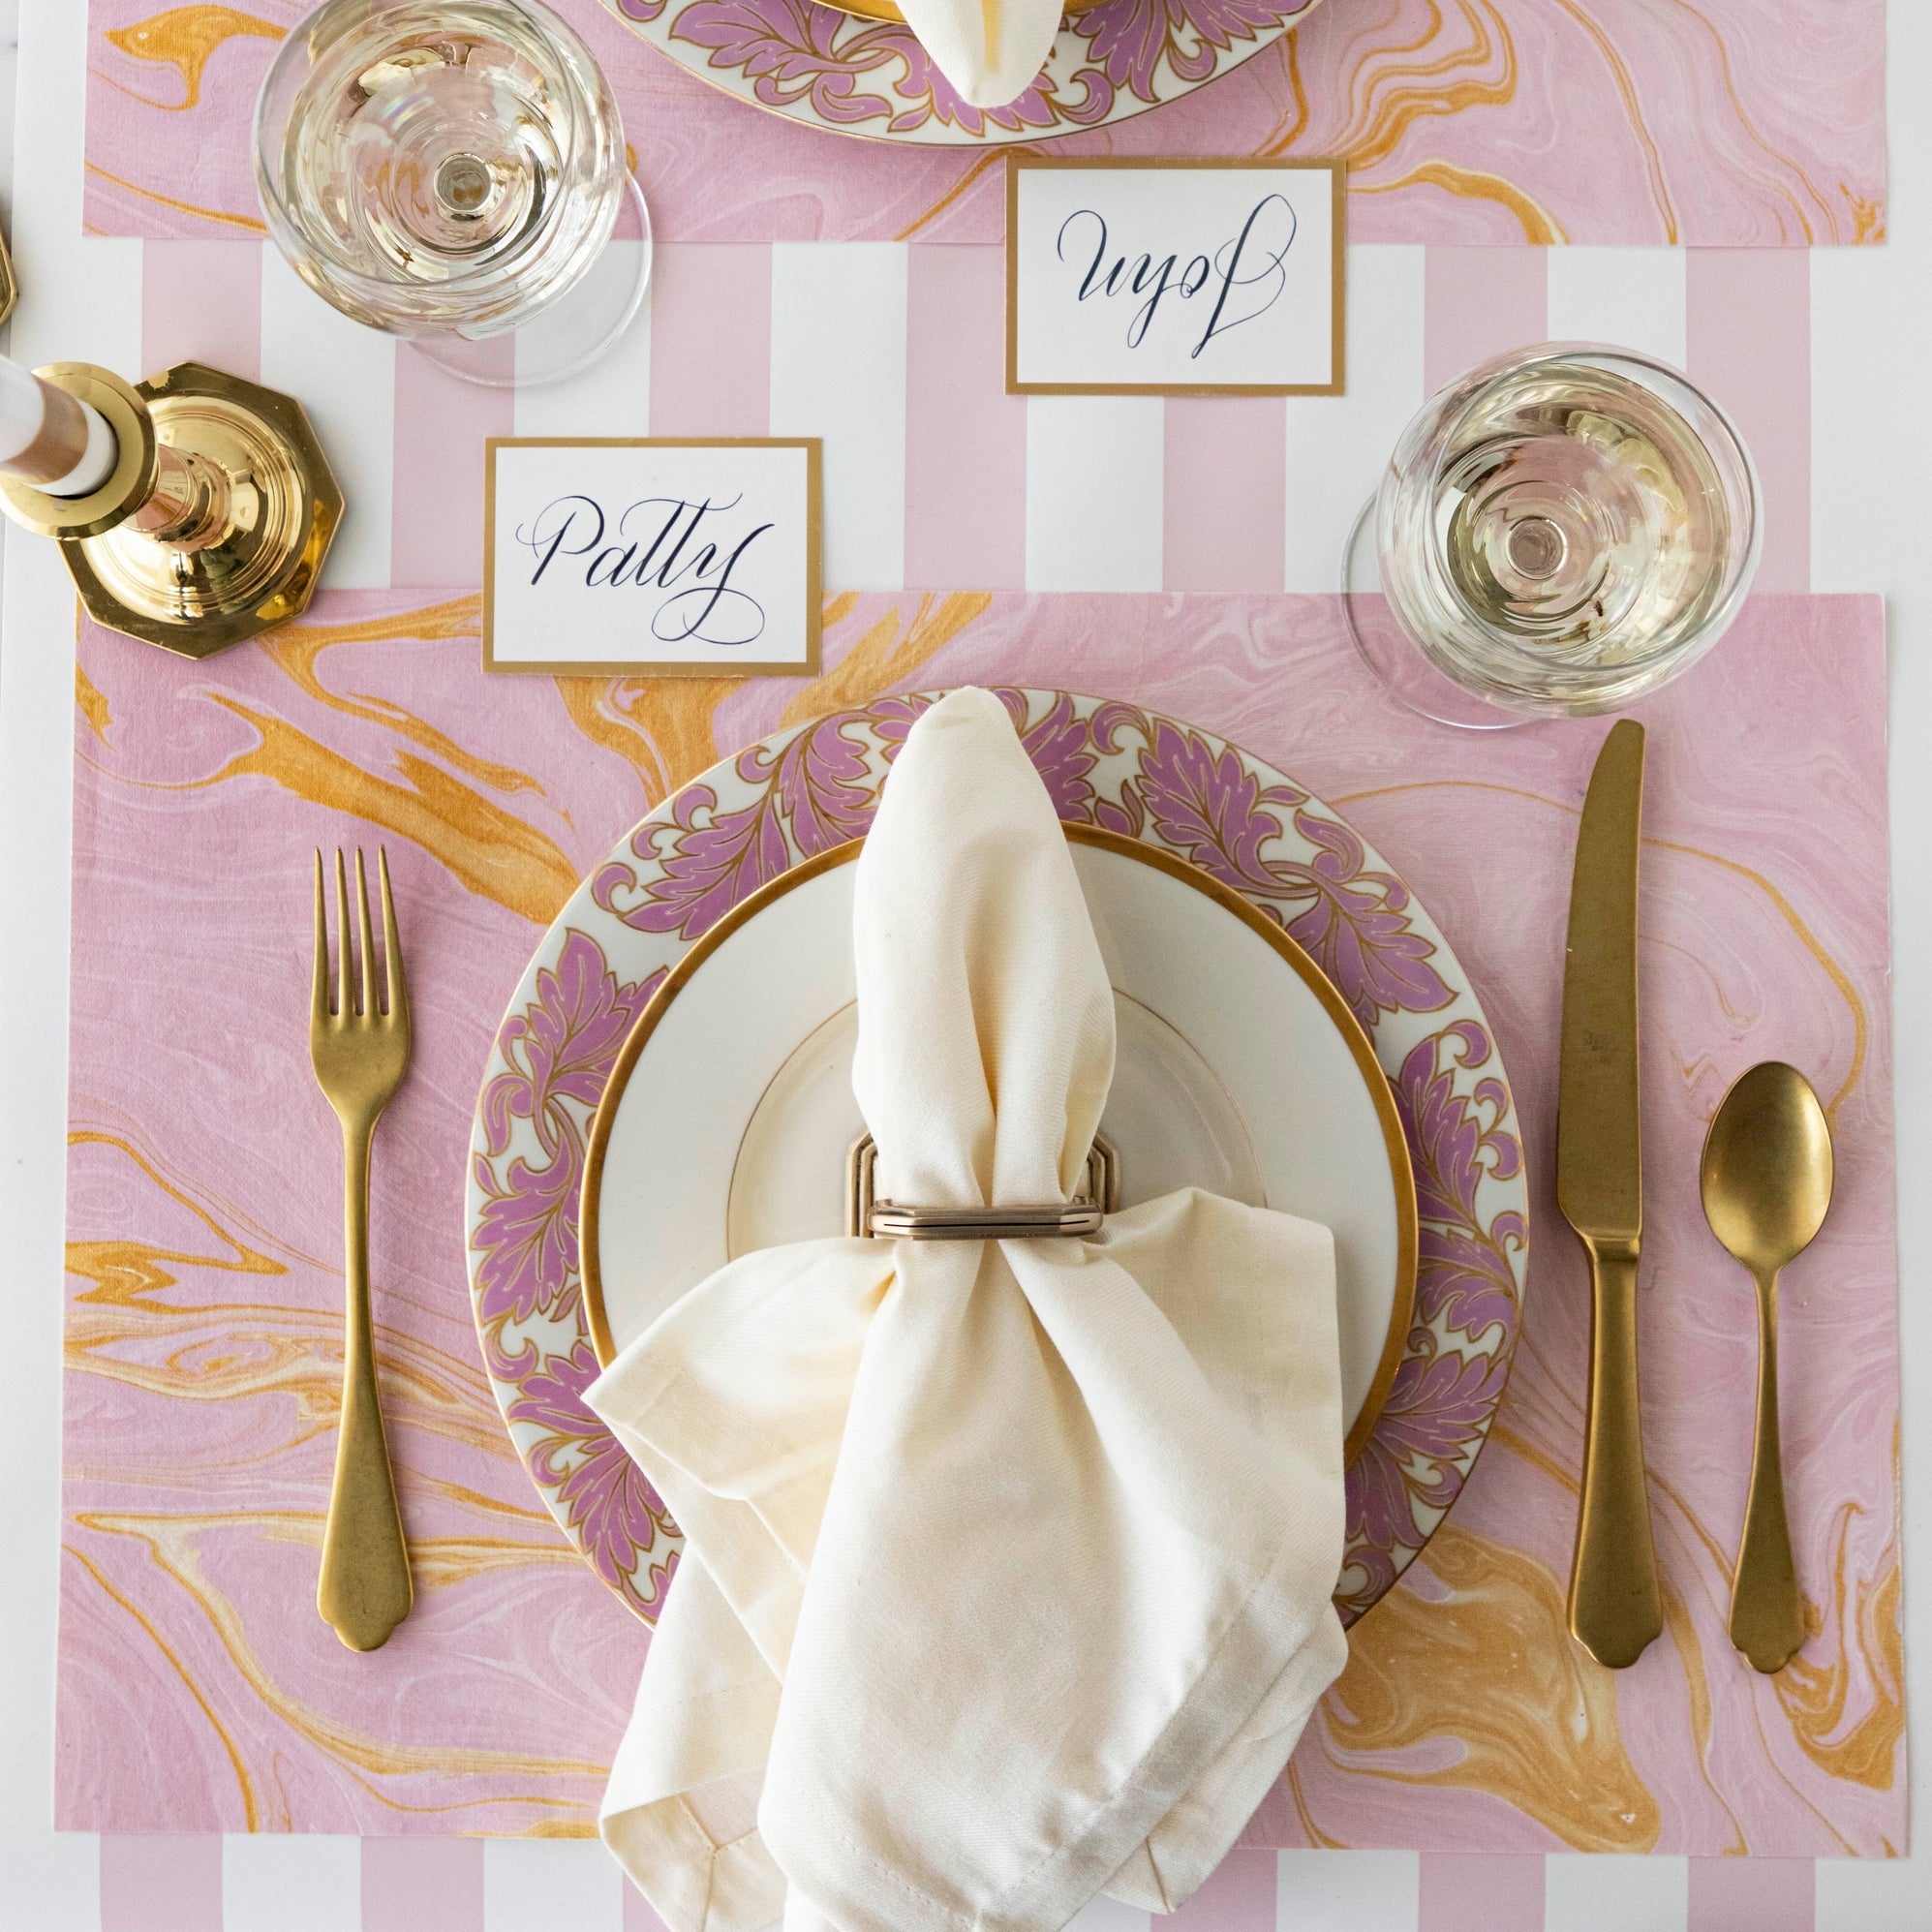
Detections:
1702,1061,1833,1276
1700,1059,1833,1675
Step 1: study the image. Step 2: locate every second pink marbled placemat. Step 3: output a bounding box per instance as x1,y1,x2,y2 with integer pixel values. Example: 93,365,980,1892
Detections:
84,0,1886,244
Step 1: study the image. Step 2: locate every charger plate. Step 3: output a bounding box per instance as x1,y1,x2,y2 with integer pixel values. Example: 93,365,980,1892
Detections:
467,689,1528,1626
580,824,1419,1461
598,0,1328,145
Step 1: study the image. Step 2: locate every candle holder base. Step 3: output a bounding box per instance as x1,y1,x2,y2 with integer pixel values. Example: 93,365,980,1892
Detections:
0,361,341,659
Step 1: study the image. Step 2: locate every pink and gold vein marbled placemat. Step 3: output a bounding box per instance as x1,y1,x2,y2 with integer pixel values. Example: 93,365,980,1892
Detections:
58,588,1902,1854
84,0,1886,245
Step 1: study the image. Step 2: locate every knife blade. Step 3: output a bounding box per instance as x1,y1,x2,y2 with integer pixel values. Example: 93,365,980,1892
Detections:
1557,717,1662,1670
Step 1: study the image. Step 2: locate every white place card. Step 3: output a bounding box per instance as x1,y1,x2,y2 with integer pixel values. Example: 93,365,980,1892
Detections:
484,438,821,676
1006,158,1345,397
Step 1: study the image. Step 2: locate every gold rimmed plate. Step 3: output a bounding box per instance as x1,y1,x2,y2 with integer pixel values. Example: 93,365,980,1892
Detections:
581,824,1418,1466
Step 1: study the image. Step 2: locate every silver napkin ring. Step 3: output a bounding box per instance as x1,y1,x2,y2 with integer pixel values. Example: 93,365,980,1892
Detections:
846,1135,1119,1242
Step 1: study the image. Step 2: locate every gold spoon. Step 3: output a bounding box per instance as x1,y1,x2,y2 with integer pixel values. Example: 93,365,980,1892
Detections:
1699,1061,1833,1674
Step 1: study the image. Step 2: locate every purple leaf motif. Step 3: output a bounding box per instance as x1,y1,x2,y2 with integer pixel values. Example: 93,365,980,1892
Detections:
484,931,659,1157
1089,698,1155,758
1397,1022,1520,1205
473,935,660,1331
1280,815,1454,1027
1135,720,1301,893
614,713,897,938
1014,690,1103,824
1075,0,1289,98
1119,721,1454,1027
1343,1342,1509,1609
514,1339,678,1593
867,690,940,761
1396,1024,1525,1337
673,0,902,126
612,780,791,939
473,1130,582,1332
746,712,879,855
1417,1221,1523,1346
1093,783,1146,841
1339,1019,1524,1616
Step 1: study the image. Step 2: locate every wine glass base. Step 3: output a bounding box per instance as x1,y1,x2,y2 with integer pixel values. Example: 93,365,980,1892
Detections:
412,172,653,390
1340,495,1538,732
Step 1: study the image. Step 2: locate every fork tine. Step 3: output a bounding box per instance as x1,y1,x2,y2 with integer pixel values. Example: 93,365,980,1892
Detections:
353,849,376,1021
378,847,406,1023
333,848,353,1019
312,849,330,1022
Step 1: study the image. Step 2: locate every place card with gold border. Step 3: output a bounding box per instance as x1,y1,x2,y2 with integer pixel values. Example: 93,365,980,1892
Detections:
1006,157,1345,398
483,436,822,678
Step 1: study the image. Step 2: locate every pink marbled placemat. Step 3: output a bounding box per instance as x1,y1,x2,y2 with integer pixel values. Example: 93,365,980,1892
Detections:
58,587,1901,1854
84,0,1886,245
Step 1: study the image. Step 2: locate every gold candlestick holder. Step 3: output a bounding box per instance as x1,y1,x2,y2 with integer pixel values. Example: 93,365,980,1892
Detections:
0,360,342,658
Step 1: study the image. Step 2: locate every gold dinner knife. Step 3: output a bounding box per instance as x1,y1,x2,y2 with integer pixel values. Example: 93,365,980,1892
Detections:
1557,718,1662,1670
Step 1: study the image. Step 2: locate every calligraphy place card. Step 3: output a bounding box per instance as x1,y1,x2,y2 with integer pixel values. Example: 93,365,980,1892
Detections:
484,437,822,675
1006,158,1344,397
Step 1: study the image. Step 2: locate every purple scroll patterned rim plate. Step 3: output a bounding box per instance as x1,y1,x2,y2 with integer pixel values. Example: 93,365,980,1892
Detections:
465,689,1529,1629
598,0,1328,145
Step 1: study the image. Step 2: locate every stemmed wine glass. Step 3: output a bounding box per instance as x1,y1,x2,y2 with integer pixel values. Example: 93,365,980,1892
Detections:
1342,344,1761,728
254,0,651,388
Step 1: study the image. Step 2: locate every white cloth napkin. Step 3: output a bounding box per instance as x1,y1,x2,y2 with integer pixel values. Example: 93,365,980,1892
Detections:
588,688,1347,1932
897,0,1061,110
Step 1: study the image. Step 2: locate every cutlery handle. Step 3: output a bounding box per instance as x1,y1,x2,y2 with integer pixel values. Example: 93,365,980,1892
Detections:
1569,1243,1662,1669
1731,1269,1805,1673
318,1119,413,1653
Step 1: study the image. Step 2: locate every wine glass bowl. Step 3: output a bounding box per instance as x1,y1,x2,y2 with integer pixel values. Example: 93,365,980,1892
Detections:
1347,344,1761,727
255,0,649,386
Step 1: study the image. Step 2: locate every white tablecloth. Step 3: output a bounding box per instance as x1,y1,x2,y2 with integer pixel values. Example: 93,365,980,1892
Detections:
1,0,1925,1925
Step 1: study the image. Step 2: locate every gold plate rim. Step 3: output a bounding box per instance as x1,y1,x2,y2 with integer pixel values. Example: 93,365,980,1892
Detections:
580,821,1419,1470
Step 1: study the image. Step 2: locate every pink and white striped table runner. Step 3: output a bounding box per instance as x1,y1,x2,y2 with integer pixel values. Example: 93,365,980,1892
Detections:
135,239,1813,604
82,1833,1867,1932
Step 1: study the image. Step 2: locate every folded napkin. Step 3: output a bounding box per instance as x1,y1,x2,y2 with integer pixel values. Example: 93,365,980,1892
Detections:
898,0,1061,110
589,688,1347,1931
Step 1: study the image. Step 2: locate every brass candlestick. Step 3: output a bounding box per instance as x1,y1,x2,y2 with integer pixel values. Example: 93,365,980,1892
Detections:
0,360,342,658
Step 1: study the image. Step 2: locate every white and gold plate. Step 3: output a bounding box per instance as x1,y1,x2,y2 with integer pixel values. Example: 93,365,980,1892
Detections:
467,690,1528,1627
580,827,1417,1461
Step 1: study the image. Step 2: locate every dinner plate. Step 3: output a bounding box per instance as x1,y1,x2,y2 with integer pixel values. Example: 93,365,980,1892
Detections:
598,0,1329,147
580,826,1418,1461
468,690,1528,1627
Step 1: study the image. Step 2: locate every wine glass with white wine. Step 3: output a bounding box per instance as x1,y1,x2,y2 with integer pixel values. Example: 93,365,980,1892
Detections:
1342,344,1761,728
254,0,651,388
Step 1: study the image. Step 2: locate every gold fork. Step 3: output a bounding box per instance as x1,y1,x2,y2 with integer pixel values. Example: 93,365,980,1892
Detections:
310,847,414,1652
